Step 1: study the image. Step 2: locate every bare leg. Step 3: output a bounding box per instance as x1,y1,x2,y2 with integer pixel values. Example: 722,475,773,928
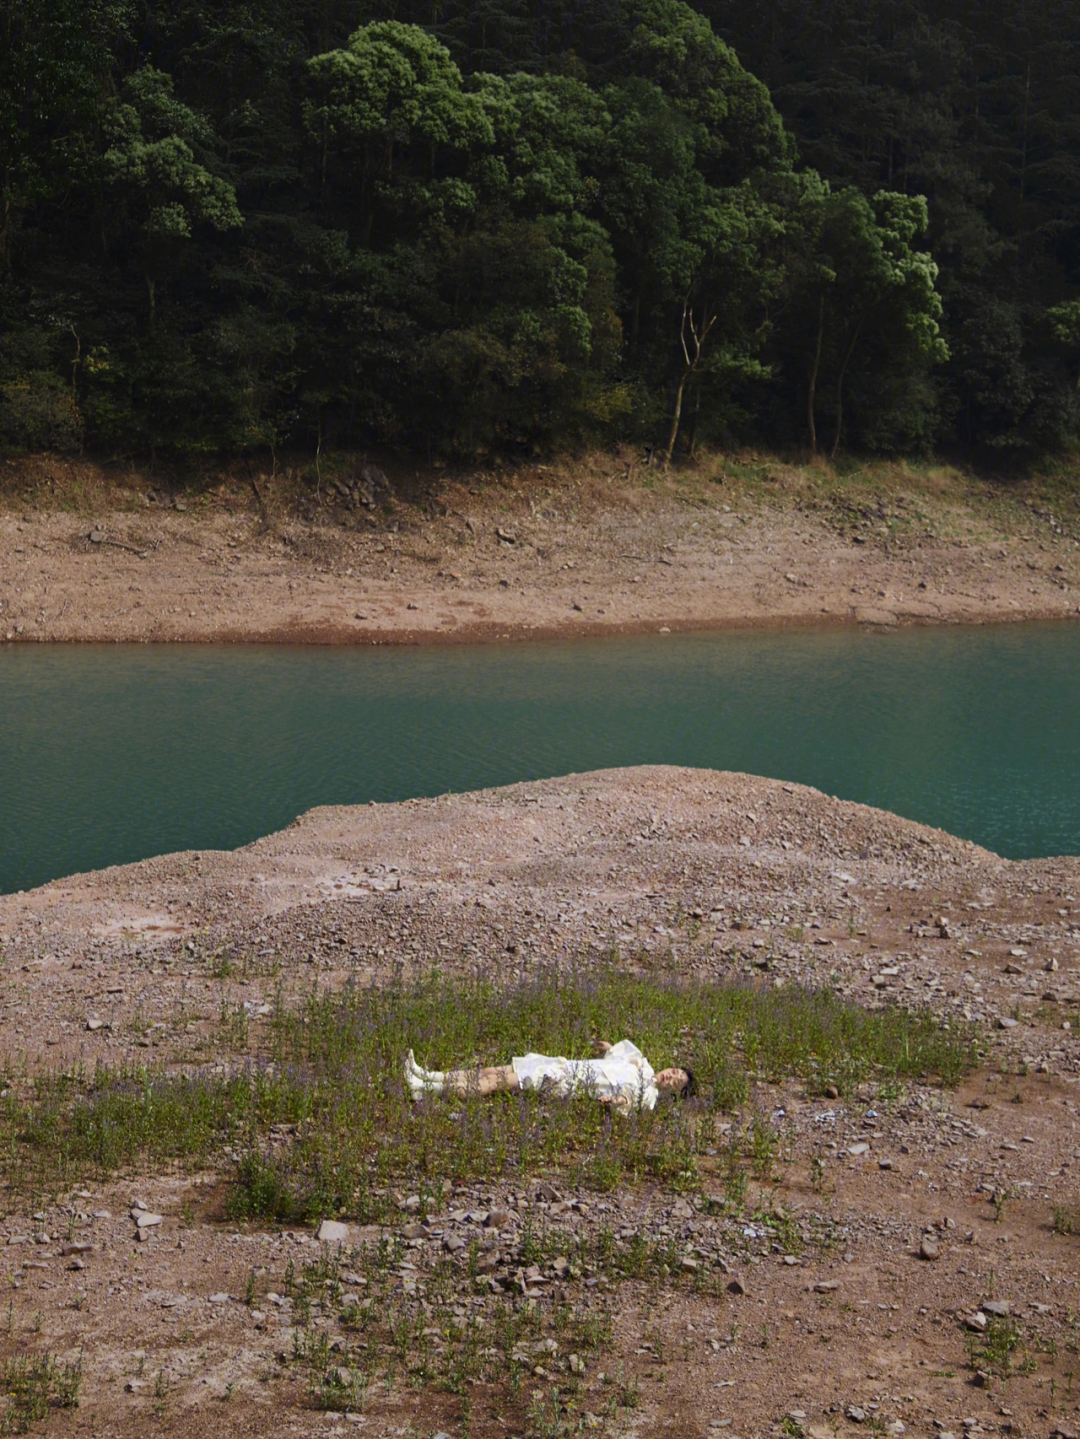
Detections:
442,1065,519,1096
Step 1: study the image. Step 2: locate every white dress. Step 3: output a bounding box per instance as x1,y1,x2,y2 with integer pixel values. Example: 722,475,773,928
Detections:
511,1040,658,1111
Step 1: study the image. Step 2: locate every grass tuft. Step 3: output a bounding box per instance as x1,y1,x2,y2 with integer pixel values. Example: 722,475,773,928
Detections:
0,1352,81,1434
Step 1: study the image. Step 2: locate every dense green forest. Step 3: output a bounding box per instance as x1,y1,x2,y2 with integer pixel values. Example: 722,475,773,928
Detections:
0,0,1077,462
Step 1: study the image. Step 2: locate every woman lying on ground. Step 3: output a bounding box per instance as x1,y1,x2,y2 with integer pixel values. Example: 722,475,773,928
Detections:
405,1039,694,1113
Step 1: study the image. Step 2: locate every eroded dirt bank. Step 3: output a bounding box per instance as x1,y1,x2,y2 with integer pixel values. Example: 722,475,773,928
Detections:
1,453,1079,645
1,768,1080,1437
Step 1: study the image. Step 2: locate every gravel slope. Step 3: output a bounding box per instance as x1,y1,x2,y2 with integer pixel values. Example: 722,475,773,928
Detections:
2,773,1080,1439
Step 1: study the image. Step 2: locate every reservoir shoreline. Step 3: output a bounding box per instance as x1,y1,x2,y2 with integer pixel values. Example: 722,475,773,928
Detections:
2,453,1078,647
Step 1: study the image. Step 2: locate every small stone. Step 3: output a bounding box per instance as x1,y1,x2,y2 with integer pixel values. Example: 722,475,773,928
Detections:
919,1240,941,1261
878,1159,894,1170
886,1422,905,1436
569,1353,586,1374
443,1234,465,1253
401,1223,425,1241
681,1257,700,1273
86,1018,104,1031
316,1220,350,1244
1046,957,1059,972
982,1300,1010,1316
847,1142,870,1156
964,1311,987,1332
88,531,106,544
207,1293,230,1304
125,1380,146,1392
131,1211,162,1228
782,1255,801,1266
996,1016,1019,1029
814,1280,839,1292
485,1210,511,1229
67,1258,86,1271
726,1277,747,1296
847,1407,866,1423
824,1085,839,1099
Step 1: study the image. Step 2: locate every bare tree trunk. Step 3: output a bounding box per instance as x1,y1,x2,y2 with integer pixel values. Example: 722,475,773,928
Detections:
830,320,862,460
807,296,824,454
665,365,691,463
665,291,717,465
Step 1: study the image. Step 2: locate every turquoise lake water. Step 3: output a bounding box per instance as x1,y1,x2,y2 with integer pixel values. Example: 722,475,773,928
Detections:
1,622,1078,894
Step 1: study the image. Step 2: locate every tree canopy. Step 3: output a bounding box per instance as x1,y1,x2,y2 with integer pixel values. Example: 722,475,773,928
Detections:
3,0,1071,461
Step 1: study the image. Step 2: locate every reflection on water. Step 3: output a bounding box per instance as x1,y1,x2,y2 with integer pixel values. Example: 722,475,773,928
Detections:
1,621,1078,892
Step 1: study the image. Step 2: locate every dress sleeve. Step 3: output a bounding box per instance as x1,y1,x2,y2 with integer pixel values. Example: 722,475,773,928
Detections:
607,1040,644,1063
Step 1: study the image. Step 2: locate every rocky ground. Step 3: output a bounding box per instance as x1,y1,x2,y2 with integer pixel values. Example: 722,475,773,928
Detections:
1,767,1079,1438
1,451,1079,646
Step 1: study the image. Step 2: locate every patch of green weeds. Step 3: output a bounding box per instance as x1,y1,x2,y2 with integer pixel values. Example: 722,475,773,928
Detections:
968,1317,1024,1377
1054,1204,1080,1235
0,967,974,1208
0,1352,82,1434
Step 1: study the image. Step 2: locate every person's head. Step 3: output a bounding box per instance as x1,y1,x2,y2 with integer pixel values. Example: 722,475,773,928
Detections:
655,1067,696,1099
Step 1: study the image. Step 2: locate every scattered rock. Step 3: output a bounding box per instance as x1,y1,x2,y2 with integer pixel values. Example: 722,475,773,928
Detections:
316,1220,350,1244
130,1211,162,1229
997,1016,1019,1029
726,1277,747,1296
814,1280,840,1292
919,1239,941,1261
982,1300,1011,1316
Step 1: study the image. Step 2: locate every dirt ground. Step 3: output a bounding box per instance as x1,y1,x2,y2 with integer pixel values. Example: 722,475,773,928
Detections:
2,767,1080,1438
1,450,1079,646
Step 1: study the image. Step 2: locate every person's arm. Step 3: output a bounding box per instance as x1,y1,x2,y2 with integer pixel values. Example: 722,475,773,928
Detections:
595,1039,613,1055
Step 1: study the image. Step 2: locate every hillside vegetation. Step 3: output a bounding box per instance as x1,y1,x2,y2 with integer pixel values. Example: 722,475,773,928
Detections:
1,0,1078,464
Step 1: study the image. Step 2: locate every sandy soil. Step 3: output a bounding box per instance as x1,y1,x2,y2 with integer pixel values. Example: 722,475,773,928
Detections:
2,767,1080,1437
1,452,1079,645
